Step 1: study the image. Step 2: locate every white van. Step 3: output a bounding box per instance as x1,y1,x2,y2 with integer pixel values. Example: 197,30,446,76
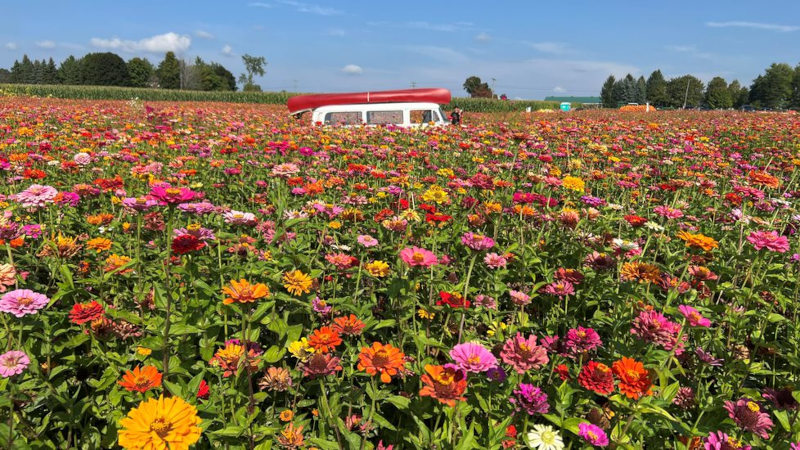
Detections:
311,102,449,127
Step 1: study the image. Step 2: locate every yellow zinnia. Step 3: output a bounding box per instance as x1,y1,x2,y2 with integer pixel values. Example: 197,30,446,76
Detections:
118,395,202,450
562,176,585,192
283,270,313,296
676,231,718,252
365,260,390,278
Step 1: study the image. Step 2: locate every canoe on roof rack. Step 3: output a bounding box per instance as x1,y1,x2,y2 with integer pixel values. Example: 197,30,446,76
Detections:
287,88,451,115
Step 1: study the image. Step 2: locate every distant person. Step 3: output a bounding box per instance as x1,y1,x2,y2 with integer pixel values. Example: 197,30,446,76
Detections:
450,107,462,125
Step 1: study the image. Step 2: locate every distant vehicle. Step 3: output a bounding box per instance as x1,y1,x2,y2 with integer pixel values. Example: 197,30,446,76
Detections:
741,105,756,112
287,88,451,127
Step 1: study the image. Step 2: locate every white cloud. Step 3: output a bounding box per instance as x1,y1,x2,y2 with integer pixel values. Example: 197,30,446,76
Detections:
402,46,469,64
528,42,570,55
221,45,233,56
341,64,363,75
195,30,214,39
36,40,56,49
553,86,567,93
368,21,472,32
706,21,799,32
248,2,273,7
328,28,346,37
4,42,17,50
474,32,491,42
665,44,713,60
275,0,342,15
90,32,192,53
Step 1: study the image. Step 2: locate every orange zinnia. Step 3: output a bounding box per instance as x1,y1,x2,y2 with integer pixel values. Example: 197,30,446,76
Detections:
222,279,269,305
676,231,718,252
748,170,780,189
620,261,661,283
611,357,652,399
118,365,163,393
331,314,365,336
419,364,467,407
357,342,406,383
307,326,342,354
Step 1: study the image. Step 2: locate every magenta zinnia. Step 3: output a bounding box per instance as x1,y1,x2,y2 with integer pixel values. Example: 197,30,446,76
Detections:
747,230,790,253
399,246,438,267
0,350,30,378
449,342,498,373
501,332,549,373
723,398,774,439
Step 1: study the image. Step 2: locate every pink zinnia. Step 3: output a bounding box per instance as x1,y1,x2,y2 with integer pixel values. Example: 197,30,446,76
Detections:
483,252,507,269
449,342,498,373
578,423,609,447
653,205,684,219
121,197,158,212
564,326,603,355
461,232,495,251
631,310,685,355
0,263,16,293
703,430,751,450
541,281,575,298
357,235,378,248
501,333,549,373
724,398,774,439
509,290,531,306
0,289,50,317
149,184,200,205
747,230,790,253
11,184,59,208
0,350,30,378
679,305,712,327
399,247,438,267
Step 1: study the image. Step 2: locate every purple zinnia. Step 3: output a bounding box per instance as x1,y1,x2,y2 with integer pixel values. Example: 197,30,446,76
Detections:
0,289,50,317
578,422,609,447
723,397,774,439
762,387,799,410
703,430,751,450
509,383,549,415
149,184,200,205
0,350,30,378
122,196,158,212
449,342,498,373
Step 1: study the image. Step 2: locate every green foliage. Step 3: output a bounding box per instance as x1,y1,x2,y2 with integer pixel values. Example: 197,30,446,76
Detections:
727,80,749,109
600,75,616,107
462,76,493,98
749,63,794,109
157,51,181,89
665,75,704,108
705,76,732,109
646,70,668,106
791,64,800,109
239,54,267,90
446,97,565,112
58,55,83,85
81,52,130,86
127,57,155,88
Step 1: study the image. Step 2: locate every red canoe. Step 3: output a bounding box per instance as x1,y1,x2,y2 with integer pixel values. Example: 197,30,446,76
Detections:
287,88,451,114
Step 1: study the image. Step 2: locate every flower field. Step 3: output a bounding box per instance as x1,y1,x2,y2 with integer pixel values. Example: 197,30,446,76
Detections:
1,97,799,449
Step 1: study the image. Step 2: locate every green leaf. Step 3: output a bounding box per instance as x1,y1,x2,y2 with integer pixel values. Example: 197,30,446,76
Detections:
385,395,410,410
210,425,246,437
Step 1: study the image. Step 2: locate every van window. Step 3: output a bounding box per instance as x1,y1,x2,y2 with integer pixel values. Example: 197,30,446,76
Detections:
410,109,436,124
366,110,403,125
324,112,362,125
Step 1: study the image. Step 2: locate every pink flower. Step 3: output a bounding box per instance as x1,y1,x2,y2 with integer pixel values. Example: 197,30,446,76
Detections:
149,184,200,205
449,342,498,373
564,326,603,355
399,247,438,267
121,197,158,212
630,310,686,355
223,210,257,226
0,350,29,378
578,423,609,447
653,205,684,219
0,264,16,293
679,305,712,327
509,383,549,415
501,333,549,374
473,294,497,309
483,252,507,269
11,184,59,208
357,235,378,248
508,290,531,306
541,281,575,298
723,398,774,439
460,232,495,251
747,230,790,253
703,430,751,450
0,289,50,317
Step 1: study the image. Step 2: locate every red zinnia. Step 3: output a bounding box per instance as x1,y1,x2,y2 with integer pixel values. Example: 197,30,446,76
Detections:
624,215,647,227
197,379,210,400
171,234,206,255
69,300,105,325
578,361,614,395
437,291,470,308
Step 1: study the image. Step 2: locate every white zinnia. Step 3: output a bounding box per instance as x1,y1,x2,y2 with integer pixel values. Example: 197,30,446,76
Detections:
527,424,564,450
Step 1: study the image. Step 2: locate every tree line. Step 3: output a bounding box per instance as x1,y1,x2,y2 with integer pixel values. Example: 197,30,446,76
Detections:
600,62,800,109
0,52,269,92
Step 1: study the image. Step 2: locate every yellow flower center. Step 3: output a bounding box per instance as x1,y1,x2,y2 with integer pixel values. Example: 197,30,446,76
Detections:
149,417,172,438
587,431,597,440
626,370,640,380
746,401,760,412
412,252,425,263
17,297,33,306
166,188,181,195
468,355,481,364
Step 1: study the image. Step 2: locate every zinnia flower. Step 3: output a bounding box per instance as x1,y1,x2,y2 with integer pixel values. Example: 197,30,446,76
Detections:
331,314,365,336
578,361,614,395
0,350,30,378
282,270,313,296
509,383,549,415
118,365,163,393
747,230,790,253
118,395,202,449
723,398,774,439
171,234,206,255
69,300,105,324
703,430,751,450
461,232,495,251
578,422,609,447
762,387,799,410
357,342,406,383
11,184,58,208
222,279,269,305
399,246,438,267
612,357,652,399
307,326,342,353
501,333,549,374
149,185,200,205
449,342,498,373
564,326,603,355
419,364,467,407
0,289,49,317
677,231,719,252
484,252,508,269
298,353,342,378
0,263,17,292
527,424,564,450
259,366,293,392
679,305,712,327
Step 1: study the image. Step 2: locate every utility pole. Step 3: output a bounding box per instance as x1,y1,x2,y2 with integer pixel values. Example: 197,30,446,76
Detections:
682,77,690,109
491,77,496,99
410,81,417,88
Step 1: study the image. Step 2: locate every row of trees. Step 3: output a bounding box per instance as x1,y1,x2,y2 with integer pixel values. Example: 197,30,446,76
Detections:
600,62,800,109
0,52,269,91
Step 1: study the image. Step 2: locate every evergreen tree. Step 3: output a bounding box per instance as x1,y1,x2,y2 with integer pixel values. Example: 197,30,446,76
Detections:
749,63,793,109
157,52,181,89
81,52,130,86
0,68,11,83
727,80,749,108
43,58,59,84
646,70,668,106
636,76,647,104
790,63,800,109
704,77,732,109
211,63,236,91
20,55,34,83
32,59,44,84
600,75,616,107
127,57,154,87
614,74,638,104
58,56,83,85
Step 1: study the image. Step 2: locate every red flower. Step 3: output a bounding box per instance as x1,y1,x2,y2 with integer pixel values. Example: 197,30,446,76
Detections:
437,291,470,308
555,363,571,381
197,379,210,400
69,301,105,325
624,215,647,227
578,361,615,395
171,234,206,255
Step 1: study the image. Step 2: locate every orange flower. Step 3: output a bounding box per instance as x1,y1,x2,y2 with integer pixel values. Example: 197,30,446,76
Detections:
222,279,269,305
104,254,132,274
676,231,718,252
307,326,342,354
86,237,113,253
611,357,652,399
419,364,467,407
118,365,163,393
620,261,661,283
357,342,406,383
331,314,365,336
279,409,294,422
748,170,779,189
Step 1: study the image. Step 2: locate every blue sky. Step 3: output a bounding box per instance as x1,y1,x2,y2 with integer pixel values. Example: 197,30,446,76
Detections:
2,0,799,99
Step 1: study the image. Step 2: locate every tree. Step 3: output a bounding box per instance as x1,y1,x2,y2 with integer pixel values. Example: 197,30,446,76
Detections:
749,63,793,109
646,70,668,106
17,55,34,83
612,74,638,105
239,54,267,91
43,58,59,84
81,52,129,86
127,57,154,88
157,52,181,89
211,63,236,91
790,63,800,109
705,76,732,109
462,76,493,98
666,75,704,108
636,76,647,104
600,75,616,107
179,58,203,90
58,56,83,85
0,68,10,83
727,80,749,108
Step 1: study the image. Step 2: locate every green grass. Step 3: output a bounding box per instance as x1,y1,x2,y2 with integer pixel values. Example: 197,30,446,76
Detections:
0,84,573,112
